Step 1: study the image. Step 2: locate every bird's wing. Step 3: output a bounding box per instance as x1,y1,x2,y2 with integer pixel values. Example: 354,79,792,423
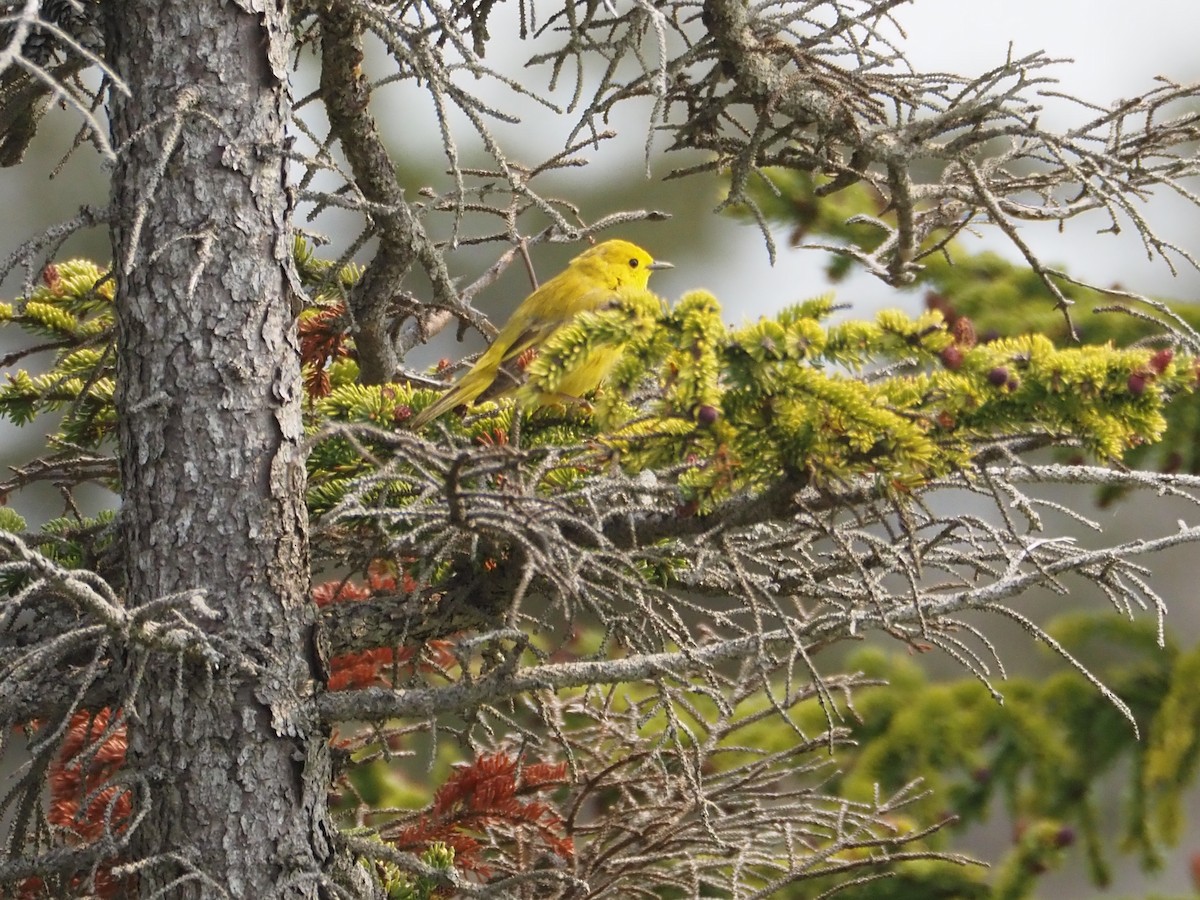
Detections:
499,285,616,363
410,284,619,427
481,286,618,399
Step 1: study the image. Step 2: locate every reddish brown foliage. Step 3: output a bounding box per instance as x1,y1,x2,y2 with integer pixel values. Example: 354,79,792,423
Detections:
387,752,573,876
318,574,574,882
313,564,456,691
299,302,351,398
18,709,132,898
515,346,538,373
48,709,130,841
475,428,509,447
41,263,62,294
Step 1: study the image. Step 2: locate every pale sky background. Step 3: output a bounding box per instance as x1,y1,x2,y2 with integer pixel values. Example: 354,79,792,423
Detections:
355,0,1200,325
3,2,1197,315
2,3,1199,893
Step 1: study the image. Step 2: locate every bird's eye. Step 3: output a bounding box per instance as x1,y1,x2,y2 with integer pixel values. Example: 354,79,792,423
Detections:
629,258,639,268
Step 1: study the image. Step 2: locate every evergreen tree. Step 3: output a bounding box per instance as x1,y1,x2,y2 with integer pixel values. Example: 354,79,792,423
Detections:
2,1,1199,897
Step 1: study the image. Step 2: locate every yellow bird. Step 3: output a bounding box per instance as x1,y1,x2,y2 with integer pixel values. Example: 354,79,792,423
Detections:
409,239,671,429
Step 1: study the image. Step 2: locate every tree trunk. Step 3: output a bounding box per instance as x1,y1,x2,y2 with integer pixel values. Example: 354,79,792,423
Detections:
106,2,332,895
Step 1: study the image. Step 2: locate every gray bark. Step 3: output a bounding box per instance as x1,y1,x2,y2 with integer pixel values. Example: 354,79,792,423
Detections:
106,2,333,896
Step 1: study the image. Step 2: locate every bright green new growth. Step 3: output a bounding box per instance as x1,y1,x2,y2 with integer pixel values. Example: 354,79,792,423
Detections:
734,168,1200,499
303,294,1193,518
0,260,115,446
350,834,453,899
453,287,1186,512
4,247,1200,898
5,253,1191,520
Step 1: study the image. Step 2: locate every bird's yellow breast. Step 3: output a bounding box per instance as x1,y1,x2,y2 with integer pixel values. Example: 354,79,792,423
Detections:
550,346,624,399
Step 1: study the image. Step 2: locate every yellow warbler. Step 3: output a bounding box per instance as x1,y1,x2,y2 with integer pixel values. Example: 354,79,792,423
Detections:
410,239,671,429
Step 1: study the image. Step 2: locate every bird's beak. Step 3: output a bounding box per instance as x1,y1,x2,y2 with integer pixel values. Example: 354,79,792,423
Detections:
647,259,673,271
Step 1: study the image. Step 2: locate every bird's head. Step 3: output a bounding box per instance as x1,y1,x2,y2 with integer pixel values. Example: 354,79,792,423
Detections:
570,239,672,289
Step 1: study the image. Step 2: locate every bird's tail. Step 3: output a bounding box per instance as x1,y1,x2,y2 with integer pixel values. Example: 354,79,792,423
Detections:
409,335,515,430
409,384,466,431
